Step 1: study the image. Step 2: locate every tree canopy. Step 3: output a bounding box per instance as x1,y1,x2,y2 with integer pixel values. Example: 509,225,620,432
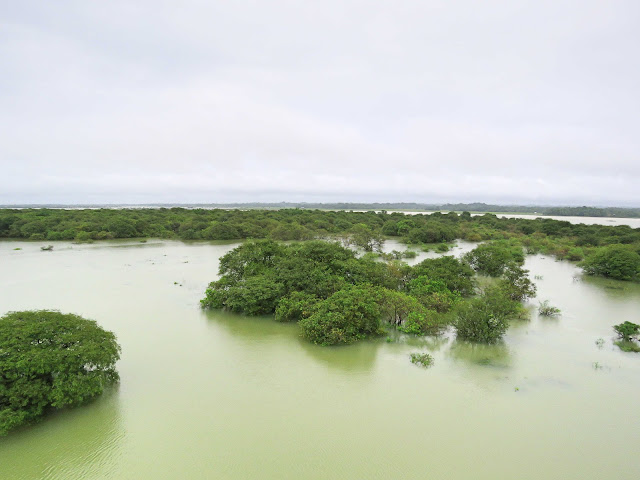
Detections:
0,310,121,436
201,238,535,345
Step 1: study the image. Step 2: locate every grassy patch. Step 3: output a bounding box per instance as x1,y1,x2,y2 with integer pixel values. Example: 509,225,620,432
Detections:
614,340,640,353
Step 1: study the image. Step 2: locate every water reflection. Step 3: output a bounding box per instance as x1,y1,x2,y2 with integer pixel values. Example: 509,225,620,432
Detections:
448,340,513,369
203,309,296,343
297,338,380,373
580,275,640,300
0,389,124,480
396,332,452,352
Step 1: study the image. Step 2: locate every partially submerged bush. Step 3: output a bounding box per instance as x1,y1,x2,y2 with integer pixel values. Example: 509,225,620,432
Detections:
274,292,318,322
497,264,537,301
538,300,561,317
454,288,521,343
613,321,640,341
580,245,640,281
0,311,121,436
397,310,450,336
411,256,476,296
463,241,524,277
410,352,434,368
614,340,640,353
299,286,382,345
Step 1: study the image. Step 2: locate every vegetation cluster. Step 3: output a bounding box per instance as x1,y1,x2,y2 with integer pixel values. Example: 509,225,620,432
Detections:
201,239,536,345
0,311,121,436
2,207,640,280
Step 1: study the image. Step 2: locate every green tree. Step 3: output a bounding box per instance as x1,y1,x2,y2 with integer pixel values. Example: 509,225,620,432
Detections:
348,224,384,252
411,256,476,296
0,311,121,436
299,286,382,345
463,241,524,277
407,277,460,312
454,288,520,343
497,264,537,301
613,321,640,341
580,245,640,281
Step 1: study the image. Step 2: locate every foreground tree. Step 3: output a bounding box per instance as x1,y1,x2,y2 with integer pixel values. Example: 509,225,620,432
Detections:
454,288,521,343
0,311,121,436
580,245,640,281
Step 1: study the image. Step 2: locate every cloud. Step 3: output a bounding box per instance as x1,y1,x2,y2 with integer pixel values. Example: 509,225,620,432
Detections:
1,0,639,205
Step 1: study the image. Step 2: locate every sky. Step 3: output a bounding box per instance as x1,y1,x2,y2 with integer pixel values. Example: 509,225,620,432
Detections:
1,0,639,206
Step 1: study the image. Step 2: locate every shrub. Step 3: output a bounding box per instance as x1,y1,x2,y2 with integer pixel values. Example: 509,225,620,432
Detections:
580,245,640,281
411,256,476,296
614,340,640,353
498,264,537,301
299,286,382,345
454,288,520,343
538,300,561,317
274,292,318,322
463,241,524,277
0,311,121,436
613,321,640,341
410,352,434,368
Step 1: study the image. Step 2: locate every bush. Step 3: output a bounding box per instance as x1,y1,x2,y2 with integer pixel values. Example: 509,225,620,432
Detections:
613,321,640,341
498,264,536,301
410,352,434,368
407,277,460,313
463,241,524,277
274,292,318,322
454,288,520,343
538,300,561,317
411,256,476,296
0,311,121,436
614,340,640,353
398,310,449,335
299,286,382,345
580,245,640,281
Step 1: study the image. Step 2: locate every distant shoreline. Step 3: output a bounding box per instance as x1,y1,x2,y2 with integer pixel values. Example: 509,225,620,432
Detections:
1,203,639,219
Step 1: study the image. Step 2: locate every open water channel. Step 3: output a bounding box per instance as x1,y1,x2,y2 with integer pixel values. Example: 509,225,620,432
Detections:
1,239,639,479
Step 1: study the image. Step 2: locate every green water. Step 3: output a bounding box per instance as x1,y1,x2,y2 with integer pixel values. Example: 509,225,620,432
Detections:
1,240,639,479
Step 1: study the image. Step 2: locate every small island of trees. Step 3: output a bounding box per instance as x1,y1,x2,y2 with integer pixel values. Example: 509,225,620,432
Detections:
0,311,121,436
201,239,536,345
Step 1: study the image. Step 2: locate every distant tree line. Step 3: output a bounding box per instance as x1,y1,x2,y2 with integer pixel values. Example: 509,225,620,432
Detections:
1,207,639,281
3,203,639,217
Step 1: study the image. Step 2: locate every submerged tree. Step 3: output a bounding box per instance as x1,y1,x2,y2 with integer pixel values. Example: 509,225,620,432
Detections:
0,311,121,436
299,286,383,345
453,288,522,343
580,245,640,281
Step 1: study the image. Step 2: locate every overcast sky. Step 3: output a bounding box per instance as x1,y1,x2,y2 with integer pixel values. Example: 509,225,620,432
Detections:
1,1,639,205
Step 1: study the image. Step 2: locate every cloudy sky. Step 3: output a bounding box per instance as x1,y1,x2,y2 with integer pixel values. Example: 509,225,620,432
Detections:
1,1,639,205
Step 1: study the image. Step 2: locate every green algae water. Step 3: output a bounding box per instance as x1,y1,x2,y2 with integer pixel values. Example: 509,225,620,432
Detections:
1,240,639,479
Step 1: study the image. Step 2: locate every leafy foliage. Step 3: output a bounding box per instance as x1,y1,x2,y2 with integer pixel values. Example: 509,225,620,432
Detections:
299,286,383,345
454,288,521,343
410,352,434,368
0,311,121,436
2,207,640,284
411,256,476,296
538,300,561,317
580,245,640,281
613,321,640,341
274,292,318,322
463,241,525,277
497,264,537,301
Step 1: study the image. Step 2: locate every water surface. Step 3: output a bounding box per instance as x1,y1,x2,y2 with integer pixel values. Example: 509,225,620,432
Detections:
1,240,639,479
